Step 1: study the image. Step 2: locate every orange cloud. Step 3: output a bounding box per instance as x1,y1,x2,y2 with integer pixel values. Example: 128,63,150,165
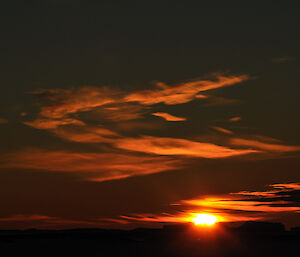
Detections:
24,118,85,129
124,74,248,105
230,138,300,152
152,112,186,121
0,117,8,124
0,214,110,229
114,136,258,158
117,183,300,225
0,149,181,182
229,116,241,122
211,126,233,135
32,86,118,119
89,103,146,121
52,126,119,143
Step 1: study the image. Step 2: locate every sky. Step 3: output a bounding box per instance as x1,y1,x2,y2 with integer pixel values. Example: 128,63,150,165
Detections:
0,1,300,229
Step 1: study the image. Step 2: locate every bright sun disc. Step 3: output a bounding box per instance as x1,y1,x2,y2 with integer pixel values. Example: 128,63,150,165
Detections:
192,214,218,226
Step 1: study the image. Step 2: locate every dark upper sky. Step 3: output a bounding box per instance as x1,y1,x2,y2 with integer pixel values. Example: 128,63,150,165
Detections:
0,1,299,229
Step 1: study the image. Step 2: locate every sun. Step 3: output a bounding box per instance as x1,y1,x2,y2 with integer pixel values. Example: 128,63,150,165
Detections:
192,214,218,226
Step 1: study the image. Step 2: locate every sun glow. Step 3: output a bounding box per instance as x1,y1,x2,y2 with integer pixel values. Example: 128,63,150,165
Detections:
192,214,218,226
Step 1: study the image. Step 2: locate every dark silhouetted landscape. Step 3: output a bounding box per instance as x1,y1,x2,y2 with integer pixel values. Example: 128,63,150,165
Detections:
1,221,299,257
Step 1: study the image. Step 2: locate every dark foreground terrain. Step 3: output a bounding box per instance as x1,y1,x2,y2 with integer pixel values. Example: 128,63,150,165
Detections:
0,221,299,257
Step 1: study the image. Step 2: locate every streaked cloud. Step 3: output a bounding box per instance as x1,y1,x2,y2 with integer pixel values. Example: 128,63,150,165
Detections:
152,112,186,121
204,96,240,106
24,118,85,129
230,138,300,152
52,126,119,143
0,214,110,229
89,103,146,122
32,86,118,119
114,136,258,158
0,149,181,182
229,116,241,122
271,56,295,63
124,74,248,105
211,126,233,135
118,183,300,225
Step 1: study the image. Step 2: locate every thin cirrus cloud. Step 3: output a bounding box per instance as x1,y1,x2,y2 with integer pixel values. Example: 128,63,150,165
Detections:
230,138,300,152
114,136,258,158
88,103,146,122
0,149,181,182
229,116,241,122
124,74,249,105
0,214,109,229
24,118,85,130
23,73,248,133
32,86,118,119
211,126,233,135
118,183,300,225
152,112,186,122
52,126,119,143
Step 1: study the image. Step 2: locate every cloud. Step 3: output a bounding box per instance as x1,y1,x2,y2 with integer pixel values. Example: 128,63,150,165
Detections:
229,116,241,122
152,112,186,121
124,74,248,105
0,214,110,229
211,126,233,135
118,183,300,225
32,86,118,119
114,136,258,158
271,56,295,63
230,138,300,152
0,149,181,182
204,96,240,106
0,118,8,124
52,126,119,143
88,103,146,122
24,118,85,129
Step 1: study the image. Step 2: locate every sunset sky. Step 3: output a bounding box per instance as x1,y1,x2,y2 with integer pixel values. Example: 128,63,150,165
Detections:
0,1,300,229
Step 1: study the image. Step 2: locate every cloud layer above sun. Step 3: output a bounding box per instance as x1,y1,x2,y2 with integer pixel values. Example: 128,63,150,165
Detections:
1,73,299,183
118,183,300,225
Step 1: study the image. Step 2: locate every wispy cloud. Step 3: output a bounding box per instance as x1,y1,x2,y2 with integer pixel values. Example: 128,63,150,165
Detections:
271,56,295,63
0,214,110,229
89,103,146,122
118,183,300,225
124,74,248,105
229,116,241,122
152,112,186,121
230,138,300,152
211,126,233,135
52,126,119,143
0,149,181,182
32,86,118,119
114,136,258,158
24,118,85,129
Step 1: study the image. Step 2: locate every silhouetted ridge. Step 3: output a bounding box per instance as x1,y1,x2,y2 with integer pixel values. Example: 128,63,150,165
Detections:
239,221,285,234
